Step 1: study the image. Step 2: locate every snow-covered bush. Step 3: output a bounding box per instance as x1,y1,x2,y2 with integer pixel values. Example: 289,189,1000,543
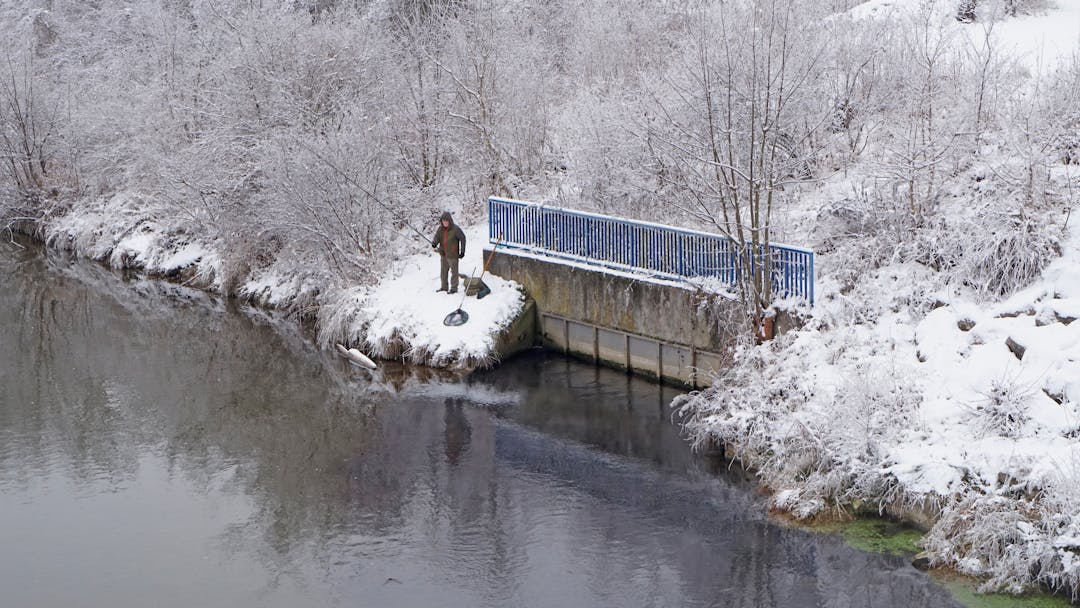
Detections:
916,206,1061,298
1001,0,1055,17
813,190,911,293
966,376,1034,438
924,462,1080,599
956,0,1055,22
925,493,1045,594
675,324,923,519
956,0,978,23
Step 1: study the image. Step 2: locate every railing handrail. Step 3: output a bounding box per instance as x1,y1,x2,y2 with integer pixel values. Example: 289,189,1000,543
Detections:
488,197,815,304
487,196,815,256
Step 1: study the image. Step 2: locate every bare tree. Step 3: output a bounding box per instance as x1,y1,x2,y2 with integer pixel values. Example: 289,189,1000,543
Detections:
384,1,451,189
872,1,962,227
0,55,58,211
646,0,829,334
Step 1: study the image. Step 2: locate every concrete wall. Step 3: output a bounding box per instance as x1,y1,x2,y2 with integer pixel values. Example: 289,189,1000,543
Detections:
485,248,743,387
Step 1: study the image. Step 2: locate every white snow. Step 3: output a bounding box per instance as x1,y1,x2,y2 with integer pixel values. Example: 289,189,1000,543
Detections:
111,230,155,266
980,1,1080,71
493,244,740,298
157,243,209,272
845,0,1080,72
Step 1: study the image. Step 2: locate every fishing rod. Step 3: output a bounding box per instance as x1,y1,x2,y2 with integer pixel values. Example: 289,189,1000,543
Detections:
302,142,433,246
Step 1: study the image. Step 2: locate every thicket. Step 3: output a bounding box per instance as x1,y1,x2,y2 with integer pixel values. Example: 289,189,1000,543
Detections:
1,0,1074,314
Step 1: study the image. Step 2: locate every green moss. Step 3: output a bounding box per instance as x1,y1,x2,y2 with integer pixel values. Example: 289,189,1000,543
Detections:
935,574,1071,608
837,518,923,556
804,516,923,556
797,516,1073,606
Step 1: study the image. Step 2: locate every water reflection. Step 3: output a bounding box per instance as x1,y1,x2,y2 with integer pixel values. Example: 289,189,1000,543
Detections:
0,241,960,607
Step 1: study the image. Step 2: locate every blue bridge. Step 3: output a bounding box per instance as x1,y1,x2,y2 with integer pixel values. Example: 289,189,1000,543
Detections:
483,197,815,387
487,197,814,304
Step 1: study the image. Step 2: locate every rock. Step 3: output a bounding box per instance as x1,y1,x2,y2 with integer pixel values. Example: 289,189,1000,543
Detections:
1006,337,1026,360
997,307,1035,319
956,318,976,331
912,551,931,570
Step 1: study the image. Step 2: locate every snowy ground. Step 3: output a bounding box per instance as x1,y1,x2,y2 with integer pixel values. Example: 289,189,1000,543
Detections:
317,224,528,369
679,184,1080,597
674,195,1080,581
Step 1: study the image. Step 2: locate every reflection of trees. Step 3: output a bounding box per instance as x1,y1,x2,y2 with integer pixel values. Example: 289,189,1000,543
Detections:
0,246,527,595
2,246,404,564
485,418,961,608
0,244,960,607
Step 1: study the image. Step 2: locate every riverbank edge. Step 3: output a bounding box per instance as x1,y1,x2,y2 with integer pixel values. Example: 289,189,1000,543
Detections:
7,216,526,372
718,436,1080,607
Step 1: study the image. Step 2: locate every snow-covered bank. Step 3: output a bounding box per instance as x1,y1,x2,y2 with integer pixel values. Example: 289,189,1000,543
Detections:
672,1,1080,597
34,197,526,370
677,181,1080,597
317,224,527,369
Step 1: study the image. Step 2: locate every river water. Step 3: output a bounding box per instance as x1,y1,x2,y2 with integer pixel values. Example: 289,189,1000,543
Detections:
0,241,962,608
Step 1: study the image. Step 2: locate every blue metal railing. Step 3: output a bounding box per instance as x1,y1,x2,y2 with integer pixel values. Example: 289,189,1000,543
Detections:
488,196,815,304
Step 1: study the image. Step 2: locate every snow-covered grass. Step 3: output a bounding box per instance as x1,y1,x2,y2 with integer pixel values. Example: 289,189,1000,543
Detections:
44,194,225,289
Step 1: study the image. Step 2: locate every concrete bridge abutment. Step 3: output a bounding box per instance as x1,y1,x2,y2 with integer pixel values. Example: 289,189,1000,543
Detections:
485,248,742,388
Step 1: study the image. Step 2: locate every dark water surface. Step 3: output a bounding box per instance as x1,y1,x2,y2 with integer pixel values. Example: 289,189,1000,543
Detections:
0,242,961,608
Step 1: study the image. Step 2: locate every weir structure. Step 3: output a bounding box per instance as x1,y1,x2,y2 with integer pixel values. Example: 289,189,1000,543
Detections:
483,197,815,388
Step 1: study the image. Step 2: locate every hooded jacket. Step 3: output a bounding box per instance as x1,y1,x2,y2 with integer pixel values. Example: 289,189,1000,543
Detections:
431,211,466,258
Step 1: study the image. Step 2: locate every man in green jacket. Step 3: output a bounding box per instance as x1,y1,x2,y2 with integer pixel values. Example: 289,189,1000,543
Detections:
431,211,466,293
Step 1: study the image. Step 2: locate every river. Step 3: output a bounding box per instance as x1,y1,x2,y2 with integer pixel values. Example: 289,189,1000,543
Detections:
0,240,962,607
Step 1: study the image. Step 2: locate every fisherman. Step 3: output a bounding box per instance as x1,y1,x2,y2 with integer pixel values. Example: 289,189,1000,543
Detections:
431,211,466,293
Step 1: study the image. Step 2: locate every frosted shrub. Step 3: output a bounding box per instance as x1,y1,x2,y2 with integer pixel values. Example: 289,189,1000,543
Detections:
924,461,1080,598
925,493,1042,594
957,0,1052,21
955,0,977,22
967,377,1033,439
1041,462,1080,599
779,367,921,516
917,208,1060,298
1001,0,1055,16
674,336,810,461
814,195,906,293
